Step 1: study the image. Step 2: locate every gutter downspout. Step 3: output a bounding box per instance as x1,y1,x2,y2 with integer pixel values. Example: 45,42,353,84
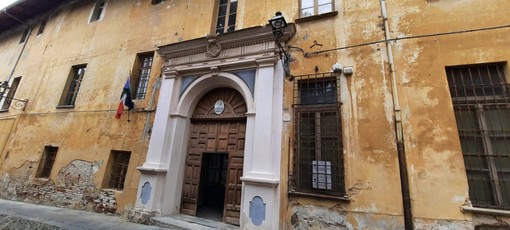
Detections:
380,1,414,229
3,8,32,82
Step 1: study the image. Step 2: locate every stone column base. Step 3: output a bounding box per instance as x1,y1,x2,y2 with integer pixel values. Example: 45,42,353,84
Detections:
127,208,159,225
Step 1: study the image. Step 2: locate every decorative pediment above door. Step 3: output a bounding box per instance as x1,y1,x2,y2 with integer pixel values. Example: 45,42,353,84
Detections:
157,24,296,76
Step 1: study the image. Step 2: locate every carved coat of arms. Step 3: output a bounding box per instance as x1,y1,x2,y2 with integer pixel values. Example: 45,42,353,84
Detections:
206,34,222,57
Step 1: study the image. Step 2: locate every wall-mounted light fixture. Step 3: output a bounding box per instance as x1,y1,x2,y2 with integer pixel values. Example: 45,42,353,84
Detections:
0,80,28,110
269,12,293,81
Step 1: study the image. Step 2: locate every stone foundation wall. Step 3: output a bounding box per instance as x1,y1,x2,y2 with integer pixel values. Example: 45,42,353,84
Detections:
289,203,510,230
0,160,117,214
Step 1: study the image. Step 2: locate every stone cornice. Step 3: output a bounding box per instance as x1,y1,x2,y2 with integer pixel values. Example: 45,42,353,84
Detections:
157,24,296,61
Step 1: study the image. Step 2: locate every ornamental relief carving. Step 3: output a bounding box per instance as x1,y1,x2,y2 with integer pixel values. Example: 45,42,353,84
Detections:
206,34,222,57
192,87,247,119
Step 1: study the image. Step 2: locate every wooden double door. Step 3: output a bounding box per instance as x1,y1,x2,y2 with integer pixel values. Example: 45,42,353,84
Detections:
181,120,245,225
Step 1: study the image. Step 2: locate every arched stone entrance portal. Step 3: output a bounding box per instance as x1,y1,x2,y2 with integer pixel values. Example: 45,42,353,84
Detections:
181,88,246,225
132,24,296,229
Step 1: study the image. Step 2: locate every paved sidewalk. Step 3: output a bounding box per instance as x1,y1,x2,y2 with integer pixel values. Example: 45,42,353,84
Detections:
0,199,167,230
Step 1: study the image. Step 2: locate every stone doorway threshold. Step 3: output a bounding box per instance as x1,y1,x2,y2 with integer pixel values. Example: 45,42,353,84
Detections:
152,214,239,230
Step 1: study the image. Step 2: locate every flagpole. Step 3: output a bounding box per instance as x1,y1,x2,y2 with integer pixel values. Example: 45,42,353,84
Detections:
128,70,131,123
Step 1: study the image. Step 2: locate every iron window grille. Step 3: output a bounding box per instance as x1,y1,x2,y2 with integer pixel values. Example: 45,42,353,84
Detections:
291,72,345,197
447,62,510,210
132,53,154,100
105,150,131,191
36,146,59,178
59,65,86,107
215,0,237,34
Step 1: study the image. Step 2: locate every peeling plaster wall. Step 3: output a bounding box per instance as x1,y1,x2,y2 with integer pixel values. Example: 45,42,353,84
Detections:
0,0,219,215
279,0,510,229
0,0,509,228
0,160,117,213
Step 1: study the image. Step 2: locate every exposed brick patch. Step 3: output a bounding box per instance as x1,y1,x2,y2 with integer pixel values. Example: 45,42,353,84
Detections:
0,160,117,214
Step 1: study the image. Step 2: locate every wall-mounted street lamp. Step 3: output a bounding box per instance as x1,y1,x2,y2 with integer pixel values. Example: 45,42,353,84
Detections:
269,12,293,80
0,80,28,110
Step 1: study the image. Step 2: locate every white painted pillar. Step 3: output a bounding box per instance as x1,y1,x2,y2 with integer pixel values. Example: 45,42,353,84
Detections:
247,57,278,177
134,70,180,212
240,57,283,230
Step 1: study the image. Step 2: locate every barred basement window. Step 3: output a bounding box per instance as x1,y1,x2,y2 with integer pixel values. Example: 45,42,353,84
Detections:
36,146,59,178
291,73,345,197
447,62,510,210
132,52,154,100
104,150,131,191
58,64,86,107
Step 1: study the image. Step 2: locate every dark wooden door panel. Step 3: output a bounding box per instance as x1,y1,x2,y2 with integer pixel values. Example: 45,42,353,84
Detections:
223,149,244,225
182,121,245,224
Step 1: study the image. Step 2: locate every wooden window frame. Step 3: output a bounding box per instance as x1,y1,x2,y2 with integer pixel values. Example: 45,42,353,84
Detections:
447,62,510,210
131,52,154,100
290,73,345,197
36,146,59,178
58,64,86,107
213,0,238,34
299,0,334,18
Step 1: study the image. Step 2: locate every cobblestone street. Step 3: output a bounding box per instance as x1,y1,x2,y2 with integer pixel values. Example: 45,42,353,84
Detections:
0,199,166,230
0,214,62,230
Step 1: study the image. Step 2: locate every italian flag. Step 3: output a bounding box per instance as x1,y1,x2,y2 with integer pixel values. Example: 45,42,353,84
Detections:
115,77,135,119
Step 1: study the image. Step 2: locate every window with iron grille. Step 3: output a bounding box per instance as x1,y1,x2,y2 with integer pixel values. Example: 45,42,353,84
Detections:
447,63,510,210
300,0,334,18
58,65,86,107
132,53,153,100
36,146,58,178
215,0,237,34
1,77,21,111
291,73,345,196
104,150,131,191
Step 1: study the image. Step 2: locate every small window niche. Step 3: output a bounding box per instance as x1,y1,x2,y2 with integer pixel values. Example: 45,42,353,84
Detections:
103,150,131,191
19,27,30,44
36,146,59,178
90,0,107,23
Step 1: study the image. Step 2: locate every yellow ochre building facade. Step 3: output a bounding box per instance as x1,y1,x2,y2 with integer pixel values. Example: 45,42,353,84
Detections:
0,0,509,229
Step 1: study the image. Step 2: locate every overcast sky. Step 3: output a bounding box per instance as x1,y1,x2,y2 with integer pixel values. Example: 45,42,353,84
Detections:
0,0,18,10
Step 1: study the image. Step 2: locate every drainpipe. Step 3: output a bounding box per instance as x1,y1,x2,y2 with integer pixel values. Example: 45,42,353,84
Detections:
3,8,32,82
380,1,414,229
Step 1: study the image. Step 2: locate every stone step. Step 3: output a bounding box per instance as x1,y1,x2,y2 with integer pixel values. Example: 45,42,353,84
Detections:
152,214,239,230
